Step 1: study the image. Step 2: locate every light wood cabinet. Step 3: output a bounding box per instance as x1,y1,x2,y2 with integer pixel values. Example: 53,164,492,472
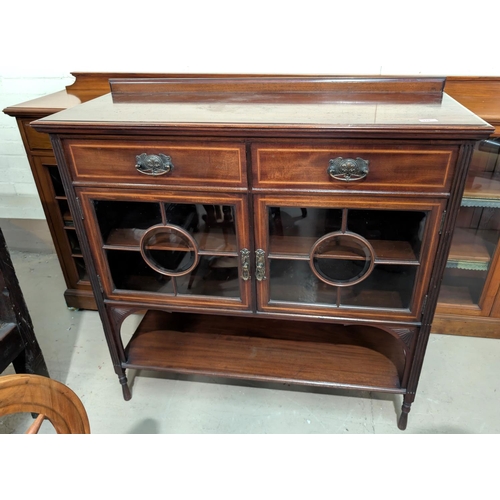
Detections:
433,78,500,338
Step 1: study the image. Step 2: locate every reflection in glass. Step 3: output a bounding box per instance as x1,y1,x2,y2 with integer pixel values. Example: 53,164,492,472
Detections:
176,255,240,297
348,209,426,260
269,259,337,305
74,258,88,282
67,231,81,254
48,166,65,197
107,250,174,294
268,207,342,256
165,203,237,253
93,200,162,246
341,265,417,309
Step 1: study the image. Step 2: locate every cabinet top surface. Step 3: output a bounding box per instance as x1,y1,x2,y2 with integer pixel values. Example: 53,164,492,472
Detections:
32,77,493,139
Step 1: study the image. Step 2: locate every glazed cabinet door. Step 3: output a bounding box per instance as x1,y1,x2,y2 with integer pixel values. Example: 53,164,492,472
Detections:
437,138,500,318
254,194,446,322
77,188,252,311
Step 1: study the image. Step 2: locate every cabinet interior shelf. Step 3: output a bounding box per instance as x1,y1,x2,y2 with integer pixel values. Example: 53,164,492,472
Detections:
446,228,497,271
269,235,418,263
463,175,500,207
104,228,237,254
124,310,405,393
438,286,476,308
462,199,500,209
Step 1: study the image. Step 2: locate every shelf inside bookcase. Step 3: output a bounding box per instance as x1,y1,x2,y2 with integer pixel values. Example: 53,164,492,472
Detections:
269,235,418,263
124,310,405,392
439,267,485,307
446,228,497,271
463,175,500,208
103,227,237,254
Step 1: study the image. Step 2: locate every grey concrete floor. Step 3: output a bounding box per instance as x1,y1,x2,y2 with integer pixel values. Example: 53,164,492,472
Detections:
1,219,499,434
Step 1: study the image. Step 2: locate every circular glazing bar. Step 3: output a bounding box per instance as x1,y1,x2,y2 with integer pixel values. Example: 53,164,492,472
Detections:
309,231,375,287
140,224,199,276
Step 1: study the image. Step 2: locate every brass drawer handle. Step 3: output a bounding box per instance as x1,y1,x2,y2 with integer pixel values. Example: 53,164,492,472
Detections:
135,153,174,176
327,157,369,182
255,249,266,281
241,249,251,281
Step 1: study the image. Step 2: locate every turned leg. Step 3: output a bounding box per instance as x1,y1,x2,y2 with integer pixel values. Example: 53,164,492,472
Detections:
398,394,414,430
118,372,132,401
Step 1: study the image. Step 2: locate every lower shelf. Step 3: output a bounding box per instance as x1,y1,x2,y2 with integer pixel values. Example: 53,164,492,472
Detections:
124,311,406,393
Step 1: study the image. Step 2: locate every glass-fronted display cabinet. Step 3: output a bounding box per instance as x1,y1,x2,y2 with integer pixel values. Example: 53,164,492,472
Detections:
254,195,444,322
78,190,252,311
79,188,445,324
435,136,500,336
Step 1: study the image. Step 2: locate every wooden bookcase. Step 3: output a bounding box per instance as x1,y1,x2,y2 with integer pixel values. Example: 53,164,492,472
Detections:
433,78,500,338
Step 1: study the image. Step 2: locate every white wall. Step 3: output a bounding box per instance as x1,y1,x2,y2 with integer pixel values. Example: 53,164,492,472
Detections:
2,0,500,219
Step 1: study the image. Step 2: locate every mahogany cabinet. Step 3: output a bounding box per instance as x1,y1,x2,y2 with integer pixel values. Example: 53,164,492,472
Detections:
5,74,500,340
32,76,492,429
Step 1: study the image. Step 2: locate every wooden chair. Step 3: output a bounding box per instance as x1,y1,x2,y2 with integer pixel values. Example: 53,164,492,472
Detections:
0,227,49,377
0,374,90,434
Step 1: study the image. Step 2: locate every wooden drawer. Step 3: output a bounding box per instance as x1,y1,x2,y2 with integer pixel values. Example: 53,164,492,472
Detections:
64,139,247,188
252,142,458,192
21,118,53,150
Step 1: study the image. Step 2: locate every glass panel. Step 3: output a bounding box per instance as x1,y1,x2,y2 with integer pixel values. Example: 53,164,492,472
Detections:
268,207,342,256
464,139,500,202
58,199,72,227
93,200,162,246
348,209,426,261
439,138,500,308
66,231,81,254
341,265,417,309
269,260,416,310
48,166,65,197
74,257,89,282
439,206,500,307
107,250,174,294
269,259,338,305
164,203,237,253
176,255,240,298
439,269,484,307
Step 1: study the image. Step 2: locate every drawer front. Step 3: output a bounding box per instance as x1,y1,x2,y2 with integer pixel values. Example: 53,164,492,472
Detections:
65,139,247,188
252,143,458,192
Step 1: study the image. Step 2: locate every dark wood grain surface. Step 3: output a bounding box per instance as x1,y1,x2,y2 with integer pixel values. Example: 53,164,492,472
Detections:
125,310,405,392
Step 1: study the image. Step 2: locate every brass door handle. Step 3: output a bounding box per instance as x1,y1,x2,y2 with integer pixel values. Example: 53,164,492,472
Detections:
255,249,266,281
241,249,251,281
136,153,174,176
327,157,369,182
